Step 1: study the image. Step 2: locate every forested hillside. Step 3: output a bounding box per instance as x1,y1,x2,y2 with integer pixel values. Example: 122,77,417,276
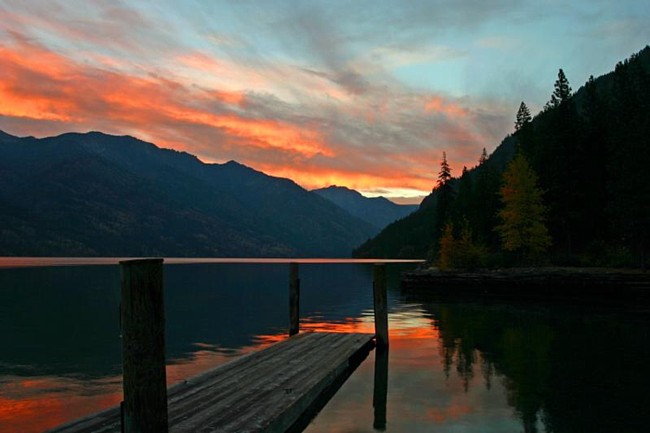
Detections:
355,46,650,268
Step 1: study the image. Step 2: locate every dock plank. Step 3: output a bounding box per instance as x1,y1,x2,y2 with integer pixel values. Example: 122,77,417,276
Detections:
47,332,375,433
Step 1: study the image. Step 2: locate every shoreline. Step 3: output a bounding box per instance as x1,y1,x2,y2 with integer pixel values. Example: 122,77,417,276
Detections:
401,266,650,303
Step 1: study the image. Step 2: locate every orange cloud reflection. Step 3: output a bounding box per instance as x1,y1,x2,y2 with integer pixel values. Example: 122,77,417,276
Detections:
0,313,458,433
426,402,473,424
0,377,121,433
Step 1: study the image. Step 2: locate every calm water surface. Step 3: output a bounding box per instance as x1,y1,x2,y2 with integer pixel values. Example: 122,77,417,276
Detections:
0,260,649,433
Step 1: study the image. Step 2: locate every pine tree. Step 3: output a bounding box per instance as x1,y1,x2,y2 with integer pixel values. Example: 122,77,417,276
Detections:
515,102,532,131
496,153,551,260
548,69,572,109
437,151,452,188
536,67,579,254
609,57,650,268
434,151,454,239
479,148,488,165
454,166,473,224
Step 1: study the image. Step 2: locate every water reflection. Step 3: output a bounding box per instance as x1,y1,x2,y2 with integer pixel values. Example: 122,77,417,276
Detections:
0,375,122,433
2,263,649,433
0,262,387,433
306,295,650,433
305,307,521,433
0,266,121,378
418,297,650,433
372,346,388,431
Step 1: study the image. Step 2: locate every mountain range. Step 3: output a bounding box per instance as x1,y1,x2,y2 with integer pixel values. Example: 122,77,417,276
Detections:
313,186,417,233
0,130,384,257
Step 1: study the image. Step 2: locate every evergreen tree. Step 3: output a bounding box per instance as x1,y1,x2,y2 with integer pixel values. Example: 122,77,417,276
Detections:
473,148,501,247
437,151,452,188
578,74,609,247
608,56,650,268
515,102,532,131
534,67,580,256
434,151,455,240
496,153,551,260
454,166,473,225
548,69,572,109
479,148,488,165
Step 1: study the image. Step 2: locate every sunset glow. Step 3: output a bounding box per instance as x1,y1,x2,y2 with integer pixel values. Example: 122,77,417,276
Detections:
0,316,440,433
1,1,648,202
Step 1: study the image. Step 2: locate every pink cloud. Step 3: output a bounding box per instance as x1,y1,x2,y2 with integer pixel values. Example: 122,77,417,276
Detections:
424,95,469,118
0,25,512,199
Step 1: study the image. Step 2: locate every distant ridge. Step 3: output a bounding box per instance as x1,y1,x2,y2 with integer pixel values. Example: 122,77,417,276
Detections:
313,185,417,233
0,130,375,257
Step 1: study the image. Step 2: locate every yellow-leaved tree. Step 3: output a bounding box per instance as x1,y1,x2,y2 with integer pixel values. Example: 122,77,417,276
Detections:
496,153,551,261
438,222,486,270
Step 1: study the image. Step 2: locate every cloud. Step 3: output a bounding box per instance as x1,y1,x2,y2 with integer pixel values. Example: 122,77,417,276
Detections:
475,36,518,50
0,32,331,154
0,3,517,199
424,96,469,118
0,1,170,59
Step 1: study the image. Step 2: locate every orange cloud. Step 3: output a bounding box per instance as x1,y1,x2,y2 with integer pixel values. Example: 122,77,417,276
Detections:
255,162,434,193
425,96,468,118
213,90,245,106
0,30,506,200
0,35,333,160
176,52,228,74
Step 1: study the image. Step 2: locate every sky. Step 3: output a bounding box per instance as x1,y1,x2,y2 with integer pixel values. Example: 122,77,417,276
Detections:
0,1,648,204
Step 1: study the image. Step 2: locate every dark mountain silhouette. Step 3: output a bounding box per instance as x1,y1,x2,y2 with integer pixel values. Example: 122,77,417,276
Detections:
0,130,375,257
312,185,417,233
355,45,650,266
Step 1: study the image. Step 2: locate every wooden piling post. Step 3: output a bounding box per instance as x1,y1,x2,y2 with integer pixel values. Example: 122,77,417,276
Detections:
120,258,168,433
289,262,300,336
373,263,388,349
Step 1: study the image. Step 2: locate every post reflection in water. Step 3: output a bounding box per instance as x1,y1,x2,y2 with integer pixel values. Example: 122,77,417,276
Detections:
372,346,388,431
1,261,650,433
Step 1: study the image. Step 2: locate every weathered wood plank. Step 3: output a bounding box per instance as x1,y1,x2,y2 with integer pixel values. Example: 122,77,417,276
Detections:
172,333,369,432
47,332,375,433
167,333,335,424
215,333,371,433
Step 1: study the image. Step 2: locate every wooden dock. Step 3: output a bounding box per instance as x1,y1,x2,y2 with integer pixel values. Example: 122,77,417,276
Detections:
45,259,392,433
48,332,375,433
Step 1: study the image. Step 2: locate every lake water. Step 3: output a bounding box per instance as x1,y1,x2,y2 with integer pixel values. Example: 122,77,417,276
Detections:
1,260,649,433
